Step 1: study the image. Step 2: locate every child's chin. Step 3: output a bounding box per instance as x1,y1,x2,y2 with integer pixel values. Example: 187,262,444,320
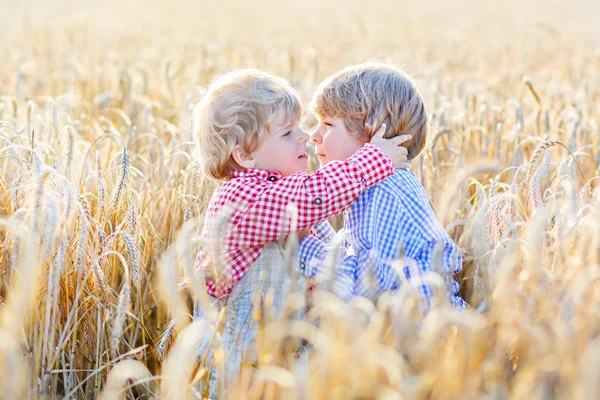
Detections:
297,159,309,172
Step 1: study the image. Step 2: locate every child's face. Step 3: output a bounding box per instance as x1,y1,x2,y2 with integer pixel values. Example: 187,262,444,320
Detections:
251,110,310,176
311,116,366,166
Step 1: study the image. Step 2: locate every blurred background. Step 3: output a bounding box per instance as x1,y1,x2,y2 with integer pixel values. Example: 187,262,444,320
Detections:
1,1,599,398
3,0,599,48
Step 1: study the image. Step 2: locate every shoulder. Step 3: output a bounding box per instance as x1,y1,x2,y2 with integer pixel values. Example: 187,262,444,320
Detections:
376,171,440,232
349,178,405,219
382,170,432,207
390,169,424,190
361,170,418,201
210,176,267,206
349,170,425,215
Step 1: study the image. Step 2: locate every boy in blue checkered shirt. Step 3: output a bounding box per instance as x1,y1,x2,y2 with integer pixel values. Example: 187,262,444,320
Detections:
299,61,467,309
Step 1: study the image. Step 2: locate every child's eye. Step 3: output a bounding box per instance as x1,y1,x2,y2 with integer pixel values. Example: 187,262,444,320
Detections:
282,130,292,137
324,122,333,127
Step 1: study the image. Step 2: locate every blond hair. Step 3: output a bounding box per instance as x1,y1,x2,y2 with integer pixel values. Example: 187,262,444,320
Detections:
311,61,428,160
192,69,302,180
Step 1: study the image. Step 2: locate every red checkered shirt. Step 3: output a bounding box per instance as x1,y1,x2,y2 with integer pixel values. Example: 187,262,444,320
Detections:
196,143,395,300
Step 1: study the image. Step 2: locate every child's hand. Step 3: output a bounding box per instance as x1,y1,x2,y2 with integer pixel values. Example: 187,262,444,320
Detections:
370,123,412,169
297,229,311,241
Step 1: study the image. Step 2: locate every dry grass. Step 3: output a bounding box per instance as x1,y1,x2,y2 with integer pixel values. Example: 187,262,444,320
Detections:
0,1,599,398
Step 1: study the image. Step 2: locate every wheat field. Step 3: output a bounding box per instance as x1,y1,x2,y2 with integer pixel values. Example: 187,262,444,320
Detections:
0,0,599,398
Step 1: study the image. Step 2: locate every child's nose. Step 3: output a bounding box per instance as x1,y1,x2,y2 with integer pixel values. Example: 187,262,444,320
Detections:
297,129,309,144
311,129,322,144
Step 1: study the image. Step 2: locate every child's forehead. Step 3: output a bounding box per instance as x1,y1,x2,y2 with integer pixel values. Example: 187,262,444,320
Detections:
316,112,340,120
271,108,300,128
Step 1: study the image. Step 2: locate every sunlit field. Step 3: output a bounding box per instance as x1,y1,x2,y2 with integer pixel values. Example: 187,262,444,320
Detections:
1,0,599,398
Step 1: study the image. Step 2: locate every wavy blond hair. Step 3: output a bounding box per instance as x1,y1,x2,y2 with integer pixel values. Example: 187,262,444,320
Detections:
192,69,302,180
311,61,428,160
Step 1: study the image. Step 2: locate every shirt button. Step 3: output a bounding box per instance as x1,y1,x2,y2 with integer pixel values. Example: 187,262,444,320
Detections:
268,175,277,182
314,198,322,205
300,262,306,271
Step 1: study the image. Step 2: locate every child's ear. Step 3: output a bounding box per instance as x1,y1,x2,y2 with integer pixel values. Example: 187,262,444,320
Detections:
232,145,256,169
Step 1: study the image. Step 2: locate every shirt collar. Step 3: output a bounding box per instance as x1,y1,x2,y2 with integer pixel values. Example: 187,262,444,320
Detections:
231,168,283,182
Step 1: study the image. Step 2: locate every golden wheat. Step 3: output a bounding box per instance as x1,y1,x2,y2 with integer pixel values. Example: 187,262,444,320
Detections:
0,2,599,398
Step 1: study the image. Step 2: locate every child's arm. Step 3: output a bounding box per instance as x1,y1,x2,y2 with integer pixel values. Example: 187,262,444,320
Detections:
226,143,396,249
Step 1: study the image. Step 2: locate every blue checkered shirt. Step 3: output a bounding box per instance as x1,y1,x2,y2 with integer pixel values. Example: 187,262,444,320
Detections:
298,169,467,309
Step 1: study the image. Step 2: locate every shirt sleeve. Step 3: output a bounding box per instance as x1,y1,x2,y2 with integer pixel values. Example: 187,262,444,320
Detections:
297,233,350,276
297,230,358,300
228,143,395,249
412,241,467,309
310,221,337,244
297,234,329,276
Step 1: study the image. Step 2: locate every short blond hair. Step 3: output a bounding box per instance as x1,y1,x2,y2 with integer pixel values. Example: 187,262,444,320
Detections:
311,61,428,160
192,69,302,180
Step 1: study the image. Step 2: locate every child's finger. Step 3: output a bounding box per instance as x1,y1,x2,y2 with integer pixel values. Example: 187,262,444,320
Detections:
394,134,412,146
399,146,408,156
371,123,387,140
